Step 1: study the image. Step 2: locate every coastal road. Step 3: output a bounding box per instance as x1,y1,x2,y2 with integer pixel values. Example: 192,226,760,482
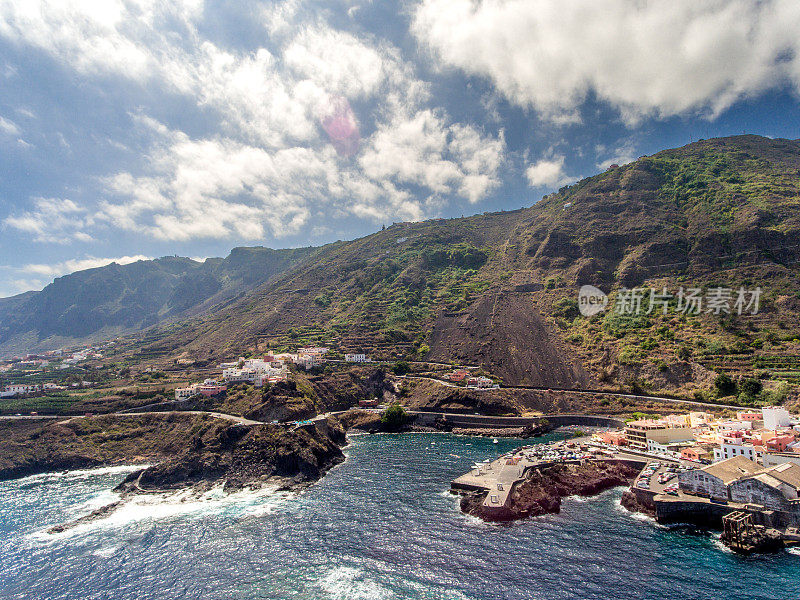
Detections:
58,410,263,426
407,375,744,410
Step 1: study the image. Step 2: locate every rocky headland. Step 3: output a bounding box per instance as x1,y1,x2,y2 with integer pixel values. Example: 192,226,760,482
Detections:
0,413,347,534
460,460,640,522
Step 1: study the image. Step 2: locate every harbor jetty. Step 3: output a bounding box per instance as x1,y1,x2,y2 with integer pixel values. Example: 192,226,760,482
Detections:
451,439,643,521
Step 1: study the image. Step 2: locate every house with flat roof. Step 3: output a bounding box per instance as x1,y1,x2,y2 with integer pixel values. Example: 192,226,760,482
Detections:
624,419,693,450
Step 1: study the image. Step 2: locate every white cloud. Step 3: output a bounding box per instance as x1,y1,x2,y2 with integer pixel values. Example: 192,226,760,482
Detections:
359,111,503,204
596,140,639,171
413,0,800,123
0,0,506,242
525,155,576,188
23,255,150,278
100,126,315,240
0,115,18,136
3,197,93,243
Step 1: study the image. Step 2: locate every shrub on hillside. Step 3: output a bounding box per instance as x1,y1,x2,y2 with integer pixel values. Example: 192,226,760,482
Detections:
714,373,737,396
381,404,408,430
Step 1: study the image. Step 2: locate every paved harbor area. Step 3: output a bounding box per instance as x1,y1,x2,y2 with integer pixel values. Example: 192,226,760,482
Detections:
451,439,596,509
450,438,697,510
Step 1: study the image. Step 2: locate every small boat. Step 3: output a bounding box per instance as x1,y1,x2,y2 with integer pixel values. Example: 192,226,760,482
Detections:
492,438,499,444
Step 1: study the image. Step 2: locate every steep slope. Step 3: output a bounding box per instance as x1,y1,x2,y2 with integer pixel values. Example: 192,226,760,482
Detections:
77,136,800,394
0,246,318,355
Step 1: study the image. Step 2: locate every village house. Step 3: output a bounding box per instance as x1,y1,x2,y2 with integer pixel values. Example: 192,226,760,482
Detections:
222,357,289,385
466,376,495,389
623,419,693,450
680,445,713,463
2,384,41,397
345,353,368,363
174,385,198,401
678,455,762,501
763,406,792,430
447,370,469,382
597,431,627,446
728,463,800,511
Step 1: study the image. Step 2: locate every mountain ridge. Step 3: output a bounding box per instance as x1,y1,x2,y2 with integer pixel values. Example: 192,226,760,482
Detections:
127,134,800,394
0,246,320,355
4,135,800,399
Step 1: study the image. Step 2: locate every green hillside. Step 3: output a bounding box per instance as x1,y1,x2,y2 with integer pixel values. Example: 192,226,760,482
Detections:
20,135,800,402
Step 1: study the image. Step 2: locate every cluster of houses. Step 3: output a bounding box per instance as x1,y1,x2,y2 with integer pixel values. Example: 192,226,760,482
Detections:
597,406,800,468
174,347,372,400
174,379,228,401
221,355,290,386
677,456,800,527
0,344,110,377
680,455,800,504
174,355,294,399
444,369,498,389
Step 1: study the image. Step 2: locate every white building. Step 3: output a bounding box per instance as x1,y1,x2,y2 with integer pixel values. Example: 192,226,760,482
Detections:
175,385,199,401
222,357,288,386
345,353,367,363
678,456,762,501
763,407,792,430
3,384,40,396
298,347,329,356
295,355,315,370
713,439,764,463
763,452,800,469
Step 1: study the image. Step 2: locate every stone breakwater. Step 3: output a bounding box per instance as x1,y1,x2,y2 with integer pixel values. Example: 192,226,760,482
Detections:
459,460,640,522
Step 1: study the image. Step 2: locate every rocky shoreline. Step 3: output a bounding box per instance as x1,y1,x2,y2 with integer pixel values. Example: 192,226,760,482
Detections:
0,414,348,534
460,460,640,522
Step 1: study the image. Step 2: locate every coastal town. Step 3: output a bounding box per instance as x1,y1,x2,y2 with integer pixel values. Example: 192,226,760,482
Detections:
4,339,800,554
452,405,800,553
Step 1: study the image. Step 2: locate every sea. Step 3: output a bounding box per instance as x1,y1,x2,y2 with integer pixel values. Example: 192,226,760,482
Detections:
0,432,798,600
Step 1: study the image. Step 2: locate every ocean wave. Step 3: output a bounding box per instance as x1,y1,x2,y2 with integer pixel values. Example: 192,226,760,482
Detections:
30,483,293,541
564,486,625,504
14,464,149,485
316,566,394,600
611,495,667,529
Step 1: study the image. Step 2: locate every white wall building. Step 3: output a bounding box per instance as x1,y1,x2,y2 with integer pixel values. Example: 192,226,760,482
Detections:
3,384,40,396
222,357,288,386
175,385,199,401
345,353,367,363
713,439,764,463
678,456,762,501
763,407,792,430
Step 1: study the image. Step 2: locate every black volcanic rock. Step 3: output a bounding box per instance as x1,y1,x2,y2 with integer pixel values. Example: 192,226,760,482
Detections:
115,418,347,494
461,461,639,522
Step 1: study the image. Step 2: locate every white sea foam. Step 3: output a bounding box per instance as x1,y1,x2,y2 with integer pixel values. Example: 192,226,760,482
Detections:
316,566,394,600
16,464,148,485
31,483,293,541
91,545,120,558
565,486,625,504
611,494,667,528
712,535,735,554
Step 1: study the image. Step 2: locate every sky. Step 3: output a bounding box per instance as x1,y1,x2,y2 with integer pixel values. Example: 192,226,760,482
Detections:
1,0,800,297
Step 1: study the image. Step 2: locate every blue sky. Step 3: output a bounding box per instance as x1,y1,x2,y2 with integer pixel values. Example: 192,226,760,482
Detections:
1,0,800,297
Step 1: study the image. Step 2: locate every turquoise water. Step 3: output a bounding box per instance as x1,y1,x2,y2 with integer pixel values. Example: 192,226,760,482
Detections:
0,433,797,599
